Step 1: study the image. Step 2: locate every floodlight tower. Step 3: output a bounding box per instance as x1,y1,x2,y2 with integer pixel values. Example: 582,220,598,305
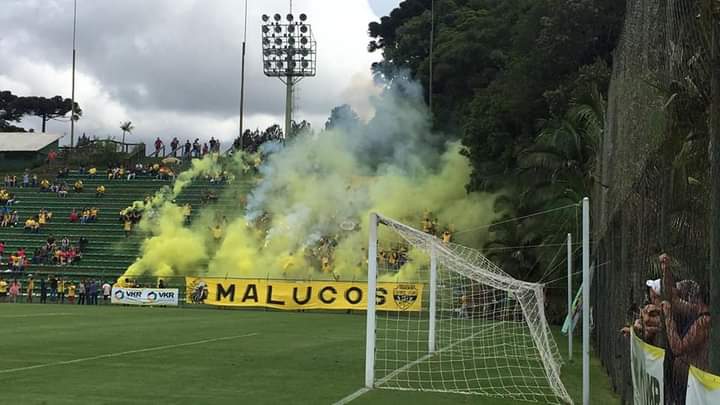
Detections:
261,12,317,139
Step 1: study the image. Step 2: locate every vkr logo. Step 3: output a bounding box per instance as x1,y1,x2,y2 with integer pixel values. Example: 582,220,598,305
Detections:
393,284,418,311
114,289,124,299
146,291,157,302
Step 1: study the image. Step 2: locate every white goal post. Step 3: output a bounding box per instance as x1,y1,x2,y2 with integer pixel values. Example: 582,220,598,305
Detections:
365,213,573,404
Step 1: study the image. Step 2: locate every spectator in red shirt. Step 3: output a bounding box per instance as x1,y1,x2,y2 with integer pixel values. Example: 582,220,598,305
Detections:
47,150,57,164
69,209,79,223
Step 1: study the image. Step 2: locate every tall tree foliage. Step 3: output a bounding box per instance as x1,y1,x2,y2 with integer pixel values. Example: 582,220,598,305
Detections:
0,90,82,132
369,0,624,281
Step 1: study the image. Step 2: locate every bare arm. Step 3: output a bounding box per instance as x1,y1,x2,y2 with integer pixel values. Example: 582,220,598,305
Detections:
665,309,710,356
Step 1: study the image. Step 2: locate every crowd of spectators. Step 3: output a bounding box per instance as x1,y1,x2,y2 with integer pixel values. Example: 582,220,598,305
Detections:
68,207,99,224
0,235,89,272
0,275,112,305
22,208,54,233
161,136,222,158
621,254,711,403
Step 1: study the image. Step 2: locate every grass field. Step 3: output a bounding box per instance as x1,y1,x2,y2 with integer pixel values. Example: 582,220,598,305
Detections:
0,304,619,404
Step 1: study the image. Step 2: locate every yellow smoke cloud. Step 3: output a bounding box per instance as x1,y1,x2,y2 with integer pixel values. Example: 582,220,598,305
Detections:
122,84,502,283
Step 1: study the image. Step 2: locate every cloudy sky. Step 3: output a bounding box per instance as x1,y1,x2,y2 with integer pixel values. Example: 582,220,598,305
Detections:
0,0,400,147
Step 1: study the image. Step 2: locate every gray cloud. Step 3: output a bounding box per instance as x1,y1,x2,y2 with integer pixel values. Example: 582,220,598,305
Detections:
0,0,380,143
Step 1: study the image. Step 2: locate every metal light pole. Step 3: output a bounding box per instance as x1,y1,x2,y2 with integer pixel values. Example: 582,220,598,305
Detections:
70,0,78,148
238,0,248,151
428,0,434,115
261,12,316,140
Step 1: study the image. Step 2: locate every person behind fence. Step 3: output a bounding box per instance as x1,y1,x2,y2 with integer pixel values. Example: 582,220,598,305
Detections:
39,278,47,304
102,280,111,304
26,276,34,303
658,254,711,405
57,277,65,303
0,277,7,302
49,276,57,302
77,280,85,305
170,137,179,156
9,280,19,303
66,280,75,304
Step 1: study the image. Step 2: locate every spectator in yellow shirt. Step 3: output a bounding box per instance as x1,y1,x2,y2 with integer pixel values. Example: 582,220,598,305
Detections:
67,282,76,304
57,278,65,303
24,218,39,233
0,278,7,302
88,167,97,177
123,219,132,237
26,277,34,303
96,185,106,198
73,180,84,192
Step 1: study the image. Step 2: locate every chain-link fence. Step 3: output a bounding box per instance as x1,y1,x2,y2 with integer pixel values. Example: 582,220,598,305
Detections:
594,0,714,402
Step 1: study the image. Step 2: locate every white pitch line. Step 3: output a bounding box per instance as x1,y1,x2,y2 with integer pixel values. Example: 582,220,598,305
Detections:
0,312,73,318
331,329,485,404
0,332,258,374
331,387,371,405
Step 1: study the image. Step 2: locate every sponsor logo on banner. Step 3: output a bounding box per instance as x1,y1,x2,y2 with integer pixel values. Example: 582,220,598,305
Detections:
686,365,720,405
185,277,423,312
111,287,179,306
393,284,419,310
630,328,665,405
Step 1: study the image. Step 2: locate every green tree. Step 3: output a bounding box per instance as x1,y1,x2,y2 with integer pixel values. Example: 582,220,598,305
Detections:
120,121,134,148
0,90,82,132
324,104,361,132
20,95,82,132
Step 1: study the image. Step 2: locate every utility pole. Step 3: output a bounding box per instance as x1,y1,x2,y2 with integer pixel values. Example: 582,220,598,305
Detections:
238,0,248,151
708,0,720,374
70,0,77,150
428,0,434,116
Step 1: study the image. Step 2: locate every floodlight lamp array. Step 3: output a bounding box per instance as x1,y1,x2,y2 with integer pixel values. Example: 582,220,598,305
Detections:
261,13,316,78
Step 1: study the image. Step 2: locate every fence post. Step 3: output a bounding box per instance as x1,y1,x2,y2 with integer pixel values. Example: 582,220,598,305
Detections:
582,197,590,405
567,233,573,361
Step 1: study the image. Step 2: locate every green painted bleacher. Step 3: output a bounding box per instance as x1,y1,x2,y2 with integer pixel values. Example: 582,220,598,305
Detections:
0,169,250,279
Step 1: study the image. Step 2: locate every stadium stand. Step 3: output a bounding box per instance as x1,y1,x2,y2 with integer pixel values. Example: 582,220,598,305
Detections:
0,168,226,279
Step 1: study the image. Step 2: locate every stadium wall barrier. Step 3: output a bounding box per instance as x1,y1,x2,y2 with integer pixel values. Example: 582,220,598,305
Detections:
111,287,179,306
185,277,423,312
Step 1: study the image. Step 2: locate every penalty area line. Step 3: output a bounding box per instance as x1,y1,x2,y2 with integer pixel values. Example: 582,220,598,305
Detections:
0,332,259,374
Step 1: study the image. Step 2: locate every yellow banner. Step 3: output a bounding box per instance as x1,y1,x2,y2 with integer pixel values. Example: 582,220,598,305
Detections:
185,277,423,312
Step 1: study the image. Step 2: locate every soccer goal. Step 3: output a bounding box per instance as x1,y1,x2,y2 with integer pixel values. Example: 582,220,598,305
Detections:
365,213,573,404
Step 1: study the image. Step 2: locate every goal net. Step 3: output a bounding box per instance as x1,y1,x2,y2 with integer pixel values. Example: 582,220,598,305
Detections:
365,213,572,404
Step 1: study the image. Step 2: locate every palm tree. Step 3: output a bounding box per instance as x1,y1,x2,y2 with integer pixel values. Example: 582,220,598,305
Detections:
120,121,134,153
519,86,605,204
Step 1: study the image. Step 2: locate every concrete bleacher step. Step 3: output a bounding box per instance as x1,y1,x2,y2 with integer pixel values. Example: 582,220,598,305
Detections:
1,169,241,279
